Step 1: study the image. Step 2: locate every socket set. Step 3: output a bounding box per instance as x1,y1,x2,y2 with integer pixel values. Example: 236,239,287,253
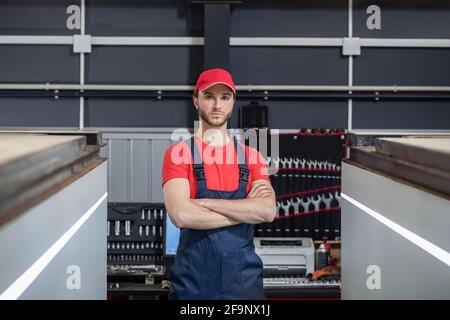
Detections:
107,203,166,265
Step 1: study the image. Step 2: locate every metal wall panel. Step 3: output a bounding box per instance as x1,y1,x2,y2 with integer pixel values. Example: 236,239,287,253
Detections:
354,0,450,39
230,47,348,85
102,132,173,203
130,139,150,202
353,100,450,130
0,0,74,35
86,46,203,84
354,48,450,86
151,139,171,202
0,97,79,127
230,0,348,37
0,45,79,83
85,98,195,128
87,0,203,37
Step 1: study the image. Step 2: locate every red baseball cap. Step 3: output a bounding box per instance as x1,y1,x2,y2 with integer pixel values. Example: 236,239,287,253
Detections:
194,68,236,95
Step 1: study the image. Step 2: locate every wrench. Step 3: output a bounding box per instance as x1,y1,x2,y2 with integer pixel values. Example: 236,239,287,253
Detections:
281,200,291,216
293,158,300,169
286,158,293,169
334,190,341,207
299,158,306,169
322,192,333,209
280,157,288,169
272,157,280,169
276,201,282,217
299,196,312,212
317,161,324,170
292,197,301,213
311,194,322,211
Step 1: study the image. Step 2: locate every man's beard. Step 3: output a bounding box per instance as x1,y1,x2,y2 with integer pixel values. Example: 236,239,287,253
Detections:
198,109,232,128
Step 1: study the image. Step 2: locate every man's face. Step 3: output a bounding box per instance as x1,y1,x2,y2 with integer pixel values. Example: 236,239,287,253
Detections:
193,84,235,128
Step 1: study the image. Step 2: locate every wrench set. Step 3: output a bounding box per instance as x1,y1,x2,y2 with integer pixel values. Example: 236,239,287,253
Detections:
254,131,345,241
107,203,167,266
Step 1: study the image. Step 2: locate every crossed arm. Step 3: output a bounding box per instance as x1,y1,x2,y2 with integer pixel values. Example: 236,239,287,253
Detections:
163,178,277,230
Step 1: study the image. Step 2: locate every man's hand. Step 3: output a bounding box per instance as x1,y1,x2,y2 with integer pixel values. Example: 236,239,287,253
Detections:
247,181,274,199
192,179,277,224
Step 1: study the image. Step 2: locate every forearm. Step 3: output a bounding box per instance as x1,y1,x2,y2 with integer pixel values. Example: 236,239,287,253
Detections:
196,197,276,224
173,200,241,230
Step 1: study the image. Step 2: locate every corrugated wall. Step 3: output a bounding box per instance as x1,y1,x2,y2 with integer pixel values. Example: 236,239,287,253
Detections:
100,131,172,203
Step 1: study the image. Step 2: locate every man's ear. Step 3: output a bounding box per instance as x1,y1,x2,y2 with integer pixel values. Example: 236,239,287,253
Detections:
193,96,199,110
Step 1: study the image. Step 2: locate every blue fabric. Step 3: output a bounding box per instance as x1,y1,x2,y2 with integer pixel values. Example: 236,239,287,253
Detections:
168,137,265,300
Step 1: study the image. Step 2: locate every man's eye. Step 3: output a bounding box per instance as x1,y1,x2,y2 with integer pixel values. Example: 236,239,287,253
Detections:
206,95,214,99
222,96,230,100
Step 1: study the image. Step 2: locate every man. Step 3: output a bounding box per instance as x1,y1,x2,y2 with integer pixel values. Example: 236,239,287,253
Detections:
162,68,277,300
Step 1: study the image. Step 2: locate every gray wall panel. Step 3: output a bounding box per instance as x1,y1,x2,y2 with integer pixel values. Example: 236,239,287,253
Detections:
85,98,347,129
101,132,172,203
130,139,150,202
354,0,450,39
237,99,348,129
353,100,450,129
85,98,195,128
354,48,450,86
0,45,79,83
87,0,203,36
231,0,347,37
0,0,74,35
151,139,171,202
230,47,348,85
109,139,130,202
0,98,79,127
86,46,203,84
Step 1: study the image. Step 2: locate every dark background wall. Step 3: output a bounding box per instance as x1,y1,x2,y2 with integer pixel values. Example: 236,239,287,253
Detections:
0,0,449,129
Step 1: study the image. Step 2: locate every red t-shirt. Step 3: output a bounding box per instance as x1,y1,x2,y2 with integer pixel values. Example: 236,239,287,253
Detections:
162,136,269,199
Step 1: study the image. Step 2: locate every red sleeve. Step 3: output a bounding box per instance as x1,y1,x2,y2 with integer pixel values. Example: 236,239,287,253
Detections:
161,141,191,188
245,146,270,182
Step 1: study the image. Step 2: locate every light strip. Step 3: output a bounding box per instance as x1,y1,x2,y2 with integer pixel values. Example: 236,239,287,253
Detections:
341,193,450,267
0,192,108,300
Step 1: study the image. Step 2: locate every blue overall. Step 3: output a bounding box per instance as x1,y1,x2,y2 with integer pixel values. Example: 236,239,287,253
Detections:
168,137,265,300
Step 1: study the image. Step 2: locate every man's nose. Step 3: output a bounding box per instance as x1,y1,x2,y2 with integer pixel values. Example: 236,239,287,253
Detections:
212,98,223,110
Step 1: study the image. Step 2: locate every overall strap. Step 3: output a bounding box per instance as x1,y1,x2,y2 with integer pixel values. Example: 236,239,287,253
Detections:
235,140,250,192
190,136,250,193
190,136,206,184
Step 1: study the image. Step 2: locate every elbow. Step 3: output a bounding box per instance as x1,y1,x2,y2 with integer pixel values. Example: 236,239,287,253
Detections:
263,205,277,223
169,210,187,229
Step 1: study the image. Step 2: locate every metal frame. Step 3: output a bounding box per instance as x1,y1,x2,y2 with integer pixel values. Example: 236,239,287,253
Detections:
1,84,450,91
79,0,86,129
348,0,354,130
1,36,450,48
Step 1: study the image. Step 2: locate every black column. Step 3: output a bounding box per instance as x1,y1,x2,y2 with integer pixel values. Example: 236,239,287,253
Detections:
203,3,230,70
